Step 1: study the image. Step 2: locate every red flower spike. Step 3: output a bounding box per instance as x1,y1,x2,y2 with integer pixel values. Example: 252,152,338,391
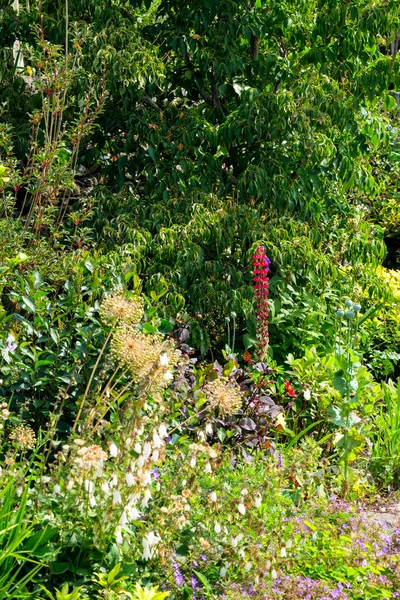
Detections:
252,246,270,361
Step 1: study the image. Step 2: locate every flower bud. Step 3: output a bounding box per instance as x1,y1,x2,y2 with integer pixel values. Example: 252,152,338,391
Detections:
344,299,353,308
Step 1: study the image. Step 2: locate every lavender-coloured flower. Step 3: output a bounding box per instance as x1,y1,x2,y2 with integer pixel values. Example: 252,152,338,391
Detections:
191,576,199,591
151,467,160,480
5,335,17,353
171,556,185,587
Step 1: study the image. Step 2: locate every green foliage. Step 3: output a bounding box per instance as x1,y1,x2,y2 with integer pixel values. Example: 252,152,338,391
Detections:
370,379,400,488
0,0,399,597
0,478,44,598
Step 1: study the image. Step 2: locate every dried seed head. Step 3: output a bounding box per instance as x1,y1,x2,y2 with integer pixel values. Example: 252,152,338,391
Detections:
204,377,243,417
9,425,36,449
74,444,108,470
111,326,180,395
100,293,144,325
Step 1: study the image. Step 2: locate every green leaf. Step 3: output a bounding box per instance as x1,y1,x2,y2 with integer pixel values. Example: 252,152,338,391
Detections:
193,570,212,594
50,562,71,574
243,333,256,350
21,296,36,313
333,373,347,395
107,562,121,584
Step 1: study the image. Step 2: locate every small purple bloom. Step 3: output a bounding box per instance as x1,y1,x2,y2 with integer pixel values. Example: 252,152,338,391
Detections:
151,467,160,480
5,335,17,353
277,451,283,468
191,576,199,591
171,557,184,587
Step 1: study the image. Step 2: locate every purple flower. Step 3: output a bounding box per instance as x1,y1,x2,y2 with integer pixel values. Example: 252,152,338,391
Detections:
191,576,199,591
277,451,283,468
5,335,17,353
151,467,160,480
171,557,184,587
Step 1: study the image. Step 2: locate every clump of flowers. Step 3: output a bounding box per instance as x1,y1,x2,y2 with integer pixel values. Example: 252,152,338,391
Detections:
204,377,243,417
0,402,10,430
9,424,36,449
100,293,144,325
111,326,181,395
73,444,108,471
253,245,271,361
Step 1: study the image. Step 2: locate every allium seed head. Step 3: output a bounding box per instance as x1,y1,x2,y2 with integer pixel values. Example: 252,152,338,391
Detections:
111,326,180,395
204,377,243,417
100,293,144,325
9,425,36,449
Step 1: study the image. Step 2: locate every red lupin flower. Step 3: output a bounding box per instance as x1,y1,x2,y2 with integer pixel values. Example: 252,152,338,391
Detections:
252,245,271,361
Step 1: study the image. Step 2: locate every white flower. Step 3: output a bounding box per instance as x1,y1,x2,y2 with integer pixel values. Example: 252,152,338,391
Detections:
142,531,161,560
304,388,311,400
113,490,122,504
163,370,173,382
159,353,169,366
126,472,135,486
280,547,287,558
204,462,212,474
244,562,252,572
101,482,110,495
143,441,152,460
142,488,152,508
84,480,94,494
89,495,97,507
238,502,246,515
214,521,221,534
254,494,262,508
190,456,196,468
126,505,140,520
134,442,141,454
205,422,213,436
110,473,118,487
220,566,227,577
139,469,152,486
54,484,61,494
286,539,293,548
152,449,159,462
119,511,128,526
271,569,278,580
137,455,145,468
115,526,123,545
159,423,168,438
109,442,118,458
210,491,217,502
152,431,163,448
125,437,132,447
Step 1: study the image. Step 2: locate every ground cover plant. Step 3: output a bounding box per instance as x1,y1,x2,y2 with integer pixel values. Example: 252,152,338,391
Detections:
0,0,400,598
